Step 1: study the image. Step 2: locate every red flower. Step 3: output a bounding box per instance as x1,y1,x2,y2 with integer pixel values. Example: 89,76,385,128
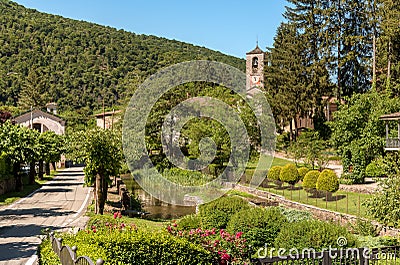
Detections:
235,232,243,239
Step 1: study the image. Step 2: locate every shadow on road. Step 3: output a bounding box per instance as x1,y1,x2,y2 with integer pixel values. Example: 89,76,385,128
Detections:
0,224,60,261
0,207,74,222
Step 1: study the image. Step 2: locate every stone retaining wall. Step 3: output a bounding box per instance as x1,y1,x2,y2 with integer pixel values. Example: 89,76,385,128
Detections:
232,183,399,237
0,177,16,196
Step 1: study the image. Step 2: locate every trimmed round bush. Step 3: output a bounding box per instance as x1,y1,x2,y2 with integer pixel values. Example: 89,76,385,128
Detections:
275,219,358,252
227,207,287,249
198,196,250,229
267,166,282,181
279,164,300,185
302,170,320,190
316,169,339,193
298,167,310,181
365,161,385,178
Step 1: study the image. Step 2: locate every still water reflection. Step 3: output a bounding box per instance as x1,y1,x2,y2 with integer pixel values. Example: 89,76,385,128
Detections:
121,174,196,220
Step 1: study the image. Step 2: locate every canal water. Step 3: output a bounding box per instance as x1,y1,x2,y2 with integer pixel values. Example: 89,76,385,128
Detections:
121,174,196,220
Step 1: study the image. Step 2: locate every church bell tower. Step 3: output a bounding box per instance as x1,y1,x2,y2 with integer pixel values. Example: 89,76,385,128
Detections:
246,44,265,92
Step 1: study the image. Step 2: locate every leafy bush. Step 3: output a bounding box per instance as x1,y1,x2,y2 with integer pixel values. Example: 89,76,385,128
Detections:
279,164,300,185
276,132,290,151
363,175,400,227
267,166,281,181
275,220,358,252
198,196,250,229
226,207,287,249
350,218,380,237
302,170,320,192
40,222,213,265
279,207,313,223
365,160,385,178
176,214,203,230
163,168,215,186
297,167,310,181
316,169,339,193
0,152,12,180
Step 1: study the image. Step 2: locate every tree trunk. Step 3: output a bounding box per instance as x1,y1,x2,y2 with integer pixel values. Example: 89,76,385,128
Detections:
95,173,107,215
289,119,294,142
51,162,56,171
38,160,44,180
28,161,36,185
13,162,22,192
45,162,50,176
372,34,376,89
387,40,392,91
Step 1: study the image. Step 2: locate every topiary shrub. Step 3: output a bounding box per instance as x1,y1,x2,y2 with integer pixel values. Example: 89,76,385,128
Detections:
279,164,300,185
302,170,320,195
227,207,287,250
316,169,339,193
198,196,250,229
275,219,358,253
267,166,282,187
267,166,281,181
297,167,310,181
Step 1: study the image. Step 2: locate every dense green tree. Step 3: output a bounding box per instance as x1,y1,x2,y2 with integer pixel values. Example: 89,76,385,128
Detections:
329,91,400,183
265,22,310,140
0,122,38,190
375,0,400,94
67,128,122,215
0,0,244,115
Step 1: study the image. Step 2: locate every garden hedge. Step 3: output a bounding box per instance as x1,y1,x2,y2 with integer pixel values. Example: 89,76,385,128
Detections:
227,207,287,249
198,196,250,229
275,219,358,252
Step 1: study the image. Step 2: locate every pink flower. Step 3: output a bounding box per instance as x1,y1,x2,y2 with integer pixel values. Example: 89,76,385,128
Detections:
173,223,177,227
220,253,230,261
113,212,118,219
167,226,172,233
236,232,243,239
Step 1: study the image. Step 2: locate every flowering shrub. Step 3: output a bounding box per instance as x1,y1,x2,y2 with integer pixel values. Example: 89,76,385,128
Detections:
167,221,250,265
39,214,214,265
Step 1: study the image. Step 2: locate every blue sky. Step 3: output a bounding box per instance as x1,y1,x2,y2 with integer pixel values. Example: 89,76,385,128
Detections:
12,0,287,58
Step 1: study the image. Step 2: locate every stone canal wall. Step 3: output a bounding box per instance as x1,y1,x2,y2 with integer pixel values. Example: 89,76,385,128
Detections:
232,183,400,237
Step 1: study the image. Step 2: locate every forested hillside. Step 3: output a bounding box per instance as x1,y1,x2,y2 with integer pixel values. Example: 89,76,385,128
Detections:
0,0,244,117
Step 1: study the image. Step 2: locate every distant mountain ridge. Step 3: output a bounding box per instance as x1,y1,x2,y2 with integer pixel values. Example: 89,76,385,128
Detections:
0,0,245,114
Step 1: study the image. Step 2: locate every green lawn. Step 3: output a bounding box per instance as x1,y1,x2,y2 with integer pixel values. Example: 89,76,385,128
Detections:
257,182,371,218
245,156,295,181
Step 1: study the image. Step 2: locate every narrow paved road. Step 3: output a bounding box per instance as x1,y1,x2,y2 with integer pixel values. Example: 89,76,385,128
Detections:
0,167,92,265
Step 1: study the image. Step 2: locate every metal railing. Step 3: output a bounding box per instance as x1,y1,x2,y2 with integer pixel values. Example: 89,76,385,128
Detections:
50,232,104,265
386,138,400,149
252,246,400,265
